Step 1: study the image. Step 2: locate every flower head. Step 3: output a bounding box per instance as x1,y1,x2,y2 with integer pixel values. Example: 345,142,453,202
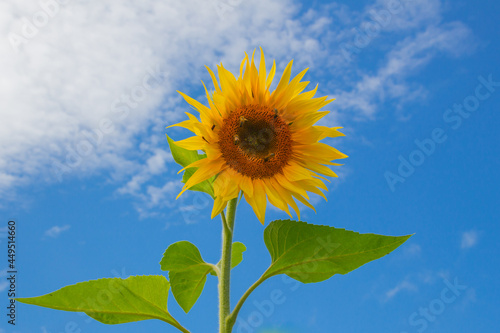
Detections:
171,48,346,224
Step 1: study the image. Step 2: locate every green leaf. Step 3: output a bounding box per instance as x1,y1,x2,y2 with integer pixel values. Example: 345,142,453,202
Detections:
166,135,214,197
160,241,213,313
263,220,412,283
229,242,247,269
15,275,183,328
210,242,247,276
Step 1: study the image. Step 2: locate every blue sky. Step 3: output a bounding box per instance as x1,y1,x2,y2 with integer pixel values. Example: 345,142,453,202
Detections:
1,0,499,332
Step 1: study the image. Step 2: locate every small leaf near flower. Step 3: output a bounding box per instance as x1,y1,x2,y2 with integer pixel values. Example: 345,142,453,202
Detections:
166,135,214,198
210,241,247,276
160,241,214,313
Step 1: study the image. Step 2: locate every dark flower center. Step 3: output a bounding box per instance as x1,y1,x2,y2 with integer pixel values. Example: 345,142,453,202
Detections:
217,104,292,179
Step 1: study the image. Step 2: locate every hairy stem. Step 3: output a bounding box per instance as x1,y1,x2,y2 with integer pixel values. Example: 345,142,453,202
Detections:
219,197,238,333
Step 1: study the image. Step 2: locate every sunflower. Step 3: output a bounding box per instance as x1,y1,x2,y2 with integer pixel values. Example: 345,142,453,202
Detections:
171,48,346,224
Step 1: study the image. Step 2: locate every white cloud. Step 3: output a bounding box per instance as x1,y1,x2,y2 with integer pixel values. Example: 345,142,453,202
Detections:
44,224,70,238
461,230,479,249
117,147,172,196
370,0,443,31
115,139,185,219
0,0,474,211
0,0,320,198
146,181,179,206
385,279,418,300
333,22,472,119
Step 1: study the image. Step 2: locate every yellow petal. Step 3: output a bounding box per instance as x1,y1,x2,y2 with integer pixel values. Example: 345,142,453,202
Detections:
177,91,213,124
274,68,309,108
288,97,331,118
316,126,345,140
292,83,318,102
205,65,221,94
177,158,224,198
282,162,313,182
296,179,327,201
214,171,239,200
274,173,310,200
298,159,338,178
201,81,223,126
244,180,267,224
292,110,330,129
258,47,267,97
237,173,254,197
262,178,292,218
292,192,316,213
175,136,207,150
270,60,293,103
266,59,276,89
295,143,348,161
211,196,228,219
269,177,301,220
217,65,239,107
292,127,322,145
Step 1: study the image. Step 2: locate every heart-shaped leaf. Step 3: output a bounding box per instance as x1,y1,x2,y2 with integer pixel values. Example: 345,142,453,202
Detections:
228,242,246,270
263,220,412,283
160,241,214,313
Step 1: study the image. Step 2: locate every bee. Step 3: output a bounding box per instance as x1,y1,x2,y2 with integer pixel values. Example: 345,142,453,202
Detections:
211,124,216,131
234,135,240,145
273,108,279,119
239,116,248,127
263,152,275,162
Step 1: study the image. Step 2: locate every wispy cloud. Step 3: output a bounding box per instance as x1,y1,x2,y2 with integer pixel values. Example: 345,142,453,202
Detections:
44,225,71,238
461,230,479,249
0,0,475,211
333,22,472,120
133,180,183,220
0,0,319,197
385,279,418,300
117,147,172,196
115,138,183,218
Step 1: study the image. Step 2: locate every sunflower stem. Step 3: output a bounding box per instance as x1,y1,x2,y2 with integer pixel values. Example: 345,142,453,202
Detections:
219,197,238,333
